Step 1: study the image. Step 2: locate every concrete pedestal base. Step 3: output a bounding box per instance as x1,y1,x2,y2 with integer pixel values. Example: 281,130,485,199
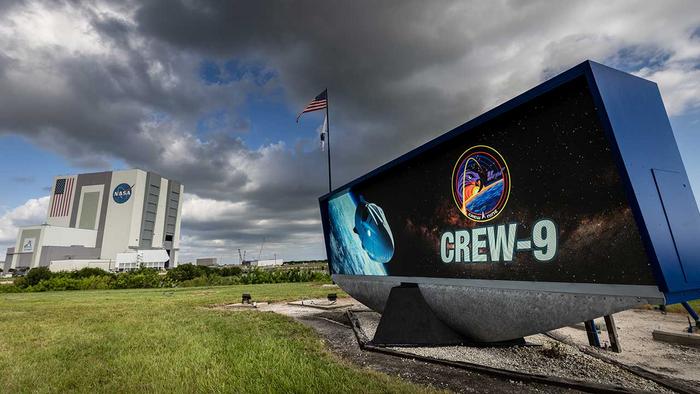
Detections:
372,284,466,346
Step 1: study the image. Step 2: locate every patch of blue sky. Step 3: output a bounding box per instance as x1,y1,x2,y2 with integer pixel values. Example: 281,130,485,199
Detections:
243,95,327,151
196,59,326,152
199,59,276,87
0,135,120,209
0,135,66,208
607,45,672,74
196,109,231,135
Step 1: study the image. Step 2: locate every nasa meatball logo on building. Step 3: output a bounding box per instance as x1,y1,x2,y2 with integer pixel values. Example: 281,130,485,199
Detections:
451,145,510,222
112,183,133,204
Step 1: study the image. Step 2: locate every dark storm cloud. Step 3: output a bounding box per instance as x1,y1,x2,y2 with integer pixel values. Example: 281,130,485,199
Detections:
0,0,699,260
185,216,320,245
134,0,479,164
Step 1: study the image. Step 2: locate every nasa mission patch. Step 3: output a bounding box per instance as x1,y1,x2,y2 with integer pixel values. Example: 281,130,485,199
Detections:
451,145,510,222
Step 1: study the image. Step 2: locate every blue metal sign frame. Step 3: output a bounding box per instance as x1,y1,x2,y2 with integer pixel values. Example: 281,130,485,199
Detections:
319,60,700,304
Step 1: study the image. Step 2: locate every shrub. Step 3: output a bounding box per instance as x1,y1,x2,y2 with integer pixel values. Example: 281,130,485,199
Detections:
218,266,242,277
0,285,22,293
216,275,240,286
70,267,113,279
114,268,162,289
30,276,82,292
178,275,211,287
6,263,330,293
79,275,115,290
166,264,209,282
13,276,28,289
25,267,53,287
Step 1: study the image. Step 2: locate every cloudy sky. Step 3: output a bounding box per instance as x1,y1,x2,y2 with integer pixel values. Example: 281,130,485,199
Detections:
1,0,699,263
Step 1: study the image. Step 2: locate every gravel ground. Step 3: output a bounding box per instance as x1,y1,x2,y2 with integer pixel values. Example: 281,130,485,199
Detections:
253,300,570,393
230,299,694,392
551,308,700,383
354,311,672,393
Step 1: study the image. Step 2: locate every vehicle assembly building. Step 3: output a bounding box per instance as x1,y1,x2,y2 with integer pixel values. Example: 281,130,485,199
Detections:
3,169,183,272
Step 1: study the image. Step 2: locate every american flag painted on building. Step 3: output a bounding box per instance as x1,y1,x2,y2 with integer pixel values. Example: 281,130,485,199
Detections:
49,177,74,217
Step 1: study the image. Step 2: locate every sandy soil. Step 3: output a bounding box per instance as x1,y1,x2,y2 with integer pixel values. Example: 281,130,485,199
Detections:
550,308,700,383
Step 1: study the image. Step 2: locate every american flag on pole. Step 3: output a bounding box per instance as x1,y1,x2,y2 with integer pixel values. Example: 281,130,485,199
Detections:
49,177,74,217
296,89,327,122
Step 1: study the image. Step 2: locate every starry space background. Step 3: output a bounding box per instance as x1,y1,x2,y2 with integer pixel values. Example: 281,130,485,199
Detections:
324,76,657,285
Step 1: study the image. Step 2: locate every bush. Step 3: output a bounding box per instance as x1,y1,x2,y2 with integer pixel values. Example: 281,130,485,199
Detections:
215,275,241,286
5,263,330,293
166,264,209,282
0,284,22,293
30,276,82,292
24,267,53,287
70,267,113,279
13,276,28,289
178,275,211,287
228,268,331,285
218,266,242,277
114,268,162,289
79,275,115,290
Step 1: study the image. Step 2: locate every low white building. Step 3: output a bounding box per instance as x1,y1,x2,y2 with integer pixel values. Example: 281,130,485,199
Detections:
250,258,284,267
196,257,217,267
8,169,183,272
49,259,115,273
115,249,171,271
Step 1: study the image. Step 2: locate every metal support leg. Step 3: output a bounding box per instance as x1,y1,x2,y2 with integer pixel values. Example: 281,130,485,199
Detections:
584,320,601,348
681,302,700,328
604,314,621,353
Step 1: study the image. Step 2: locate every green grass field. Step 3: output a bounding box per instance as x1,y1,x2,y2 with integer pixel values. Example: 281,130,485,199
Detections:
658,299,700,314
0,284,435,393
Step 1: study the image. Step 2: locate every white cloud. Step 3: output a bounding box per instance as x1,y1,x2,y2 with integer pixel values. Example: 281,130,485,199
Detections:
639,65,700,115
179,192,324,264
181,193,247,222
0,196,49,261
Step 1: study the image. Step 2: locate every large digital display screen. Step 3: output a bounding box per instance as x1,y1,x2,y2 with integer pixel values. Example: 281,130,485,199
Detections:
322,77,657,285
